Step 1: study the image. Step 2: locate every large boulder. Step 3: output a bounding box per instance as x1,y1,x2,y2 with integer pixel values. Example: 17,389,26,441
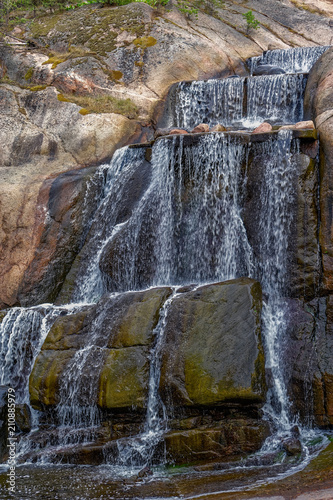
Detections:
29,287,172,410
27,279,268,464
160,278,266,409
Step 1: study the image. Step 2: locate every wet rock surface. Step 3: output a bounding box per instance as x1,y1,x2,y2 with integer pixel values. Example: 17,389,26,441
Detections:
159,279,265,408
27,279,267,464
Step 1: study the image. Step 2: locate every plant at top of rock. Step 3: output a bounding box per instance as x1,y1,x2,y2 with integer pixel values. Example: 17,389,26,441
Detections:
0,0,17,26
177,0,198,18
136,0,169,6
59,92,139,119
243,10,260,34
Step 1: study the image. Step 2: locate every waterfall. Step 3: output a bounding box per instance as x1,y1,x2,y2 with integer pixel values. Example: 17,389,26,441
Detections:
98,134,253,292
174,78,245,129
0,306,66,404
72,146,149,304
172,74,306,129
246,74,306,126
249,45,331,74
252,130,298,433
1,45,326,472
116,290,178,467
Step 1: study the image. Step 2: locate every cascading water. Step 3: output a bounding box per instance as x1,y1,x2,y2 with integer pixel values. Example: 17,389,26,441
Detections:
0,306,67,404
1,45,329,495
71,146,149,304
174,78,245,129
245,73,306,127
249,45,331,75
116,290,178,467
251,131,297,435
172,74,306,129
99,134,253,292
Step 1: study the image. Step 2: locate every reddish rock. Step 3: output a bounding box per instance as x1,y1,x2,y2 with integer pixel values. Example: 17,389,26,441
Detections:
169,129,189,135
252,122,273,134
280,120,315,130
191,123,210,133
210,124,227,132
295,120,315,129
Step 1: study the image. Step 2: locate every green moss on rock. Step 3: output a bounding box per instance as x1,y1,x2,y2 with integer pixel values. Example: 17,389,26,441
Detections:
133,36,157,49
29,4,148,57
57,93,71,102
24,67,34,80
98,346,149,409
29,85,47,91
79,108,90,115
160,279,266,408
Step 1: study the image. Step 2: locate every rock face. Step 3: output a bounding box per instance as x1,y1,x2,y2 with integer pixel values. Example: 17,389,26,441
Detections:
17,166,103,306
253,64,286,76
304,48,333,292
284,296,333,427
279,47,333,427
159,279,265,409
0,0,332,308
0,84,138,308
28,279,268,464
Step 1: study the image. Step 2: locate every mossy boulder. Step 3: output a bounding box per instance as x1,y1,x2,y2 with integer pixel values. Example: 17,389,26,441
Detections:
99,347,150,409
29,287,172,410
159,278,266,410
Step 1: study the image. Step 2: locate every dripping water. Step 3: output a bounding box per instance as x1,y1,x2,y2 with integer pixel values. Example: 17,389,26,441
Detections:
71,146,148,304
103,134,253,292
252,130,297,436
1,45,330,485
245,74,306,127
116,289,179,468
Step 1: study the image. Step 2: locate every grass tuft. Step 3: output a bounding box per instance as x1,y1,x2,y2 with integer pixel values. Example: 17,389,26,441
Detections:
61,92,139,118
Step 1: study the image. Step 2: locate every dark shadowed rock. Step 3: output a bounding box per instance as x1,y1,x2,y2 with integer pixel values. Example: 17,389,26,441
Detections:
282,437,302,456
0,387,8,462
253,64,286,76
304,48,333,292
16,404,32,433
18,166,102,306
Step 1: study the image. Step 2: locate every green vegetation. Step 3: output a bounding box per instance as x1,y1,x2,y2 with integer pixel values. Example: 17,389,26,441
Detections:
243,10,260,34
58,92,139,118
0,0,226,31
24,67,34,79
133,35,156,48
29,84,46,89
